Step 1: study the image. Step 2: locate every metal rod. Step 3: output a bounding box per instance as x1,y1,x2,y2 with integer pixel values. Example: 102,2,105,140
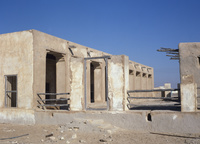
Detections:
37,94,46,110
37,93,70,95
84,59,87,110
105,58,109,110
6,91,17,93
127,97,178,100
16,76,18,107
127,104,179,107
38,104,70,107
84,55,111,60
127,88,179,93
5,76,7,107
37,98,70,102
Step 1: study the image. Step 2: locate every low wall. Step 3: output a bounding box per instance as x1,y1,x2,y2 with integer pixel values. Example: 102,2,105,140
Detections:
0,108,35,125
35,110,200,134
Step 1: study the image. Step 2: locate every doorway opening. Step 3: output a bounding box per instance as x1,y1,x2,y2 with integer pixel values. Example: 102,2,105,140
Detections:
84,56,110,110
45,51,67,108
90,61,103,104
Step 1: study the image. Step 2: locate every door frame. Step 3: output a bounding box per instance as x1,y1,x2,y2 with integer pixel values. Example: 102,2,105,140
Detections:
84,56,110,110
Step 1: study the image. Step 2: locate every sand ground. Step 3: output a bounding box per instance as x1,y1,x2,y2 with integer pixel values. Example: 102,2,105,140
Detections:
0,122,199,144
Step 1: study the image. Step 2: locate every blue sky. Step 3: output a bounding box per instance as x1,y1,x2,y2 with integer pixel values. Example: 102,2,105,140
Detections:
1,0,200,88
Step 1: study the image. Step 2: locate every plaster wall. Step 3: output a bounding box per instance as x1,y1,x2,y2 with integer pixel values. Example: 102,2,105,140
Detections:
0,109,35,125
179,43,200,90
70,57,84,111
179,43,200,111
0,30,154,113
35,111,200,134
108,55,124,111
0,31,34,109
31,30,109,109
128,61,154,99
181,83,197,112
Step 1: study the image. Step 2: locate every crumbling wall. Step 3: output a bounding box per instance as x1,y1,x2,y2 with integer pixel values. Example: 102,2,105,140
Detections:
108,55,129,111
70,57,84,111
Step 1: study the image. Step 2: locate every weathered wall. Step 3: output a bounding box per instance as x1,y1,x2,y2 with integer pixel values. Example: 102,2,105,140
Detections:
32,30,110,109
108,55,127,111
35,111,200,134
0,30,154,113
0,31,34,109
70,57,84,111
179,43,200,111
123,55,129,111
179,43,200,90
0,109,35,124
128,61,154,101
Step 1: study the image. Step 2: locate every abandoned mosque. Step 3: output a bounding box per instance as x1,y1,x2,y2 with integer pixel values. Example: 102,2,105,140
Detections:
0,30,200,133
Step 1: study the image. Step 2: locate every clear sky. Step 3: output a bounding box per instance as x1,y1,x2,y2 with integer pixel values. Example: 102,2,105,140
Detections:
1,0,200,88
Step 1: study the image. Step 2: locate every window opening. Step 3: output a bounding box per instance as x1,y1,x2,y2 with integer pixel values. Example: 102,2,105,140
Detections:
136,71,141,77
198,56,200,66
5,75,17,107
129,70,134,75
142,73,147,78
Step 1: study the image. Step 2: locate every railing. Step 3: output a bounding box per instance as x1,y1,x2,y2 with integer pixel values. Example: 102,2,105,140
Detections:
37,93,70,110
127,88,180,110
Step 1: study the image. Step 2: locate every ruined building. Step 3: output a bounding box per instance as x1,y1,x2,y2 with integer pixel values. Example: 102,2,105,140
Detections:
0,30,154,123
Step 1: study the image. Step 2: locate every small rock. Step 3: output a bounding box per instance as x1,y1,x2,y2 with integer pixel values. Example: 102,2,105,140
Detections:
107,136,113,142
49,136,56,141
72,134,77,139
79,140,86,143
60,130,64,133
66,140,70,143
68,127,73,131
60,137,65,140
41,139,44,142
99,139,107,142
107,130,112,134
74,127,79,131
46,133,53,138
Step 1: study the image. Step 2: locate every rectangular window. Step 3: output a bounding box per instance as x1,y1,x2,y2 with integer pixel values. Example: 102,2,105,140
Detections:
5,75,17,107
198,56,200,66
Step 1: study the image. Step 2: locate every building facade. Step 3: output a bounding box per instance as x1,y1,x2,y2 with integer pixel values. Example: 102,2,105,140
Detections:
0,30,154,124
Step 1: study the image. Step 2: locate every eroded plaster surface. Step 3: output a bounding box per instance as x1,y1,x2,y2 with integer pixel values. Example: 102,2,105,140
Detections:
70,57,84,111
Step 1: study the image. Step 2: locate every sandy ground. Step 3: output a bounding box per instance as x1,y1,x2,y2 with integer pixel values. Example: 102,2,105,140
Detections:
0,121,200,144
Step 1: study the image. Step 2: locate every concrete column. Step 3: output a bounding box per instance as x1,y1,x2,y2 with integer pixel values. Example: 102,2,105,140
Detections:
123,55,129,111
164,83,171,97
86,61,90,104
181,83,197,112
101,62,106,102
70,57,84,111
33,50,46,109
65,53,71,95
108,55,124,111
